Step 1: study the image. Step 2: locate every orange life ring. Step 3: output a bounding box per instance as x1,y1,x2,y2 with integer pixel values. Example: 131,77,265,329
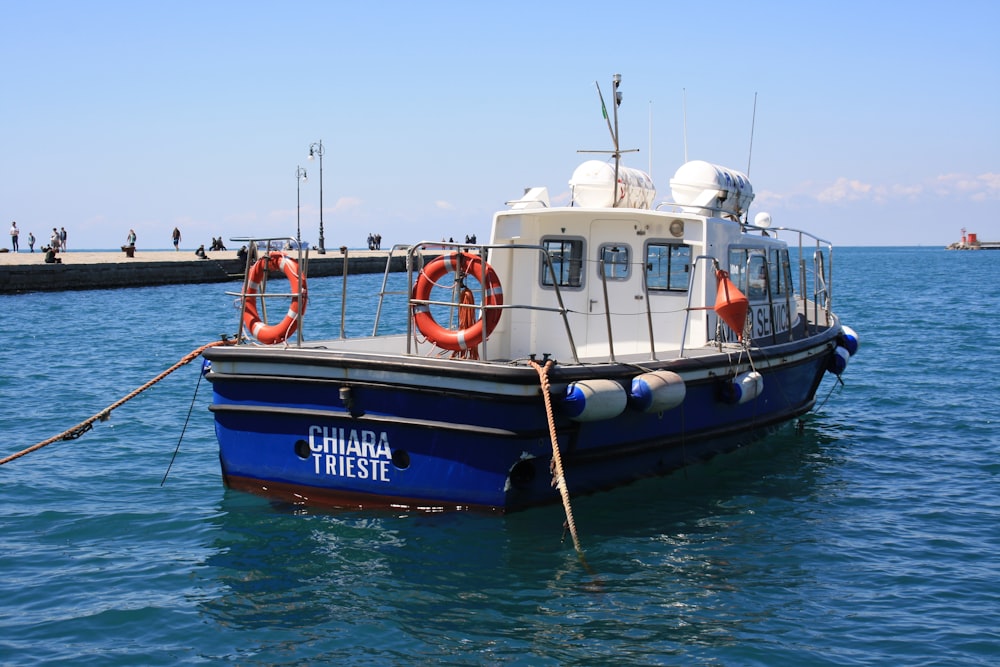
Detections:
412,252,503,352
242,254,307,344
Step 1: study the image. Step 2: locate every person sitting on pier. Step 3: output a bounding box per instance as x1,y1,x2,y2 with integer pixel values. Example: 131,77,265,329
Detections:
43,245,62,264
195,244,208,259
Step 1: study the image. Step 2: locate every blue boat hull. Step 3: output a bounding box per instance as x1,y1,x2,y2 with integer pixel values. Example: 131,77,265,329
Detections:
206,331,839,512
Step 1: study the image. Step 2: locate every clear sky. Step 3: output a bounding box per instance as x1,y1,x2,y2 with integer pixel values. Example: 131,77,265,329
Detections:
2,1,997,250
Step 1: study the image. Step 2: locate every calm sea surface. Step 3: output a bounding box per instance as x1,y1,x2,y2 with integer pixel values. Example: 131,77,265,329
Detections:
2,246,998,666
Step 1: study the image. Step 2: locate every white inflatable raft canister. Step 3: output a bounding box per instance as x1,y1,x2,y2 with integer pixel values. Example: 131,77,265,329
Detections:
669,160,754,217
562,379,628,421
630,371,686,413
569,160,656,209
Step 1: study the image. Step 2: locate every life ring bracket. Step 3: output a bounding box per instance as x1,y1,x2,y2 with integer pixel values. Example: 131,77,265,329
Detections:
411,252,503,353
242,253,308,345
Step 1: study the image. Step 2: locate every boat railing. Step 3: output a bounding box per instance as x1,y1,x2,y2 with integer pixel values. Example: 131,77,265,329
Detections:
226,236,309,345
811,250,830,330
679,255,718,357
371,243,422,337
744,224,834,331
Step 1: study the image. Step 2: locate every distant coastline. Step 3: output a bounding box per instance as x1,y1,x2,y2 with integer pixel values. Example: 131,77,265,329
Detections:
0,248,408,294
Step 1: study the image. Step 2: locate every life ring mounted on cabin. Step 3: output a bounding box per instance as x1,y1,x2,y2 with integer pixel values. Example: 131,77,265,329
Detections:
412,252,503,354
242,254,307,345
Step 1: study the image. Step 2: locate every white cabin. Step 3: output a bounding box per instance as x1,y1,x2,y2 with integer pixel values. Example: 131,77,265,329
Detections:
482,160,795,363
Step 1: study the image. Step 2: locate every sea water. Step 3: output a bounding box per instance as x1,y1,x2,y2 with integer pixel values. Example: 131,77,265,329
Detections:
1,247,998,666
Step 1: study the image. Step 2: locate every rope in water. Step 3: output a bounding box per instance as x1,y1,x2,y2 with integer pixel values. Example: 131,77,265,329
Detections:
530,358,583,554
0,339,232,466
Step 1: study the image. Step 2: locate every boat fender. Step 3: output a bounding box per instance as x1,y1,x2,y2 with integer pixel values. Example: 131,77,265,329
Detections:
630,371,686,413
828,346,850,376
839,325,860,356
562,379,627,422
720,371,764,405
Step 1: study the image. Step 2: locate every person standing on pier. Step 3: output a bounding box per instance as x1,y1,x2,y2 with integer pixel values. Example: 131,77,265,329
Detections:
172,227,181,250
27,232,35,252
60,227,67,250
50,228,61,252
126,229,136,247
9,221,18,252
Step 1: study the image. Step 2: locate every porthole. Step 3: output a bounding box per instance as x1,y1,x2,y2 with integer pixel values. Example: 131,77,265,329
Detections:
294,440,311,459
392,450,411,470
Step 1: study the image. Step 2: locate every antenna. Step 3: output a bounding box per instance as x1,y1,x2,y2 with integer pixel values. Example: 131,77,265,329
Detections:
648,99,653,178
595,80,617,150
579,74,639,208
747,91,758,176
682,88,688,163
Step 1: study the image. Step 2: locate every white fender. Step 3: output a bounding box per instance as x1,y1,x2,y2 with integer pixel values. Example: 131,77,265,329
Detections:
630,371,686,413
723,371,764,405
563,379,627,422
828,346,850,375
840,325,860,356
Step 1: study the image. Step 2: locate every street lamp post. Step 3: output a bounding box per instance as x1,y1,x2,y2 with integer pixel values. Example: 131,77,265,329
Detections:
308,140,326,254
296,166,308,245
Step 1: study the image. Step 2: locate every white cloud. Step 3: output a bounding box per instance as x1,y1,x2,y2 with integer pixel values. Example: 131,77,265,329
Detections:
435,200,455,210
333,196,362,212
933,173,1000,202
816,178,873,203
752,189,789,207
805,172,997,206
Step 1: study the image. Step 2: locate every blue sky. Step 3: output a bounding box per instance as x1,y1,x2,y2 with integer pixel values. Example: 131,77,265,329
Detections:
2,1,997,249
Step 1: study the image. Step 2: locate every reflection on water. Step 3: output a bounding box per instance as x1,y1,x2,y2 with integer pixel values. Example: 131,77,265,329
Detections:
195,421,839,663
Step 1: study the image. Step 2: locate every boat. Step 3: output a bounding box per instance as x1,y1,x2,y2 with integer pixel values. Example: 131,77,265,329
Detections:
202,75,859,513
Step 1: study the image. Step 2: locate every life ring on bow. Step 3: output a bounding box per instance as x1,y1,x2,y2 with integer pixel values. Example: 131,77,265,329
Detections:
412,252,503,352
242,254,307,344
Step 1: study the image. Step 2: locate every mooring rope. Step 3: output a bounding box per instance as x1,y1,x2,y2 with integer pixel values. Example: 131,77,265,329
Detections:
0,339,232,466
160,362,208,486
530,359,583,554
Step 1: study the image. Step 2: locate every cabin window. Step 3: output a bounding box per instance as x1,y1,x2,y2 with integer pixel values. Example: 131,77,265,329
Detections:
769,248,791,296
597,243,631,281
645,242,690,292
728,247,770,301
728,249,745,291
540,237,585,289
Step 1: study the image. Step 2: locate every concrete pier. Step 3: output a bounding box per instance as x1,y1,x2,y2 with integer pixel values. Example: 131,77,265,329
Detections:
0,248,408,294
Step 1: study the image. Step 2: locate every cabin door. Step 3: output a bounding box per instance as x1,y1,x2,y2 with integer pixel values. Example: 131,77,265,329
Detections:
584,219,647,358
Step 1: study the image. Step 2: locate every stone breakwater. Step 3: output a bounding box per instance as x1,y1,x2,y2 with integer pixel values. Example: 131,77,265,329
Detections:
0,249,409,294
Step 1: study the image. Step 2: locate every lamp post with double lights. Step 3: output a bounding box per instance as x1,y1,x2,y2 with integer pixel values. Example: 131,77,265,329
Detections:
296,166,308,245
308,140,326,254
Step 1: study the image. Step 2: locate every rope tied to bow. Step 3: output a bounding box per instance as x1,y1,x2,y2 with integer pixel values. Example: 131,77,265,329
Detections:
0,339,233,466
530,358,583,554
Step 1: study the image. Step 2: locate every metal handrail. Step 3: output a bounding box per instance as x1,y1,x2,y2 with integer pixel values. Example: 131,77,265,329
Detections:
680,255,719,357
745,224,834,333
597,258,616,362
227,228,834,360
372,243,418,336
